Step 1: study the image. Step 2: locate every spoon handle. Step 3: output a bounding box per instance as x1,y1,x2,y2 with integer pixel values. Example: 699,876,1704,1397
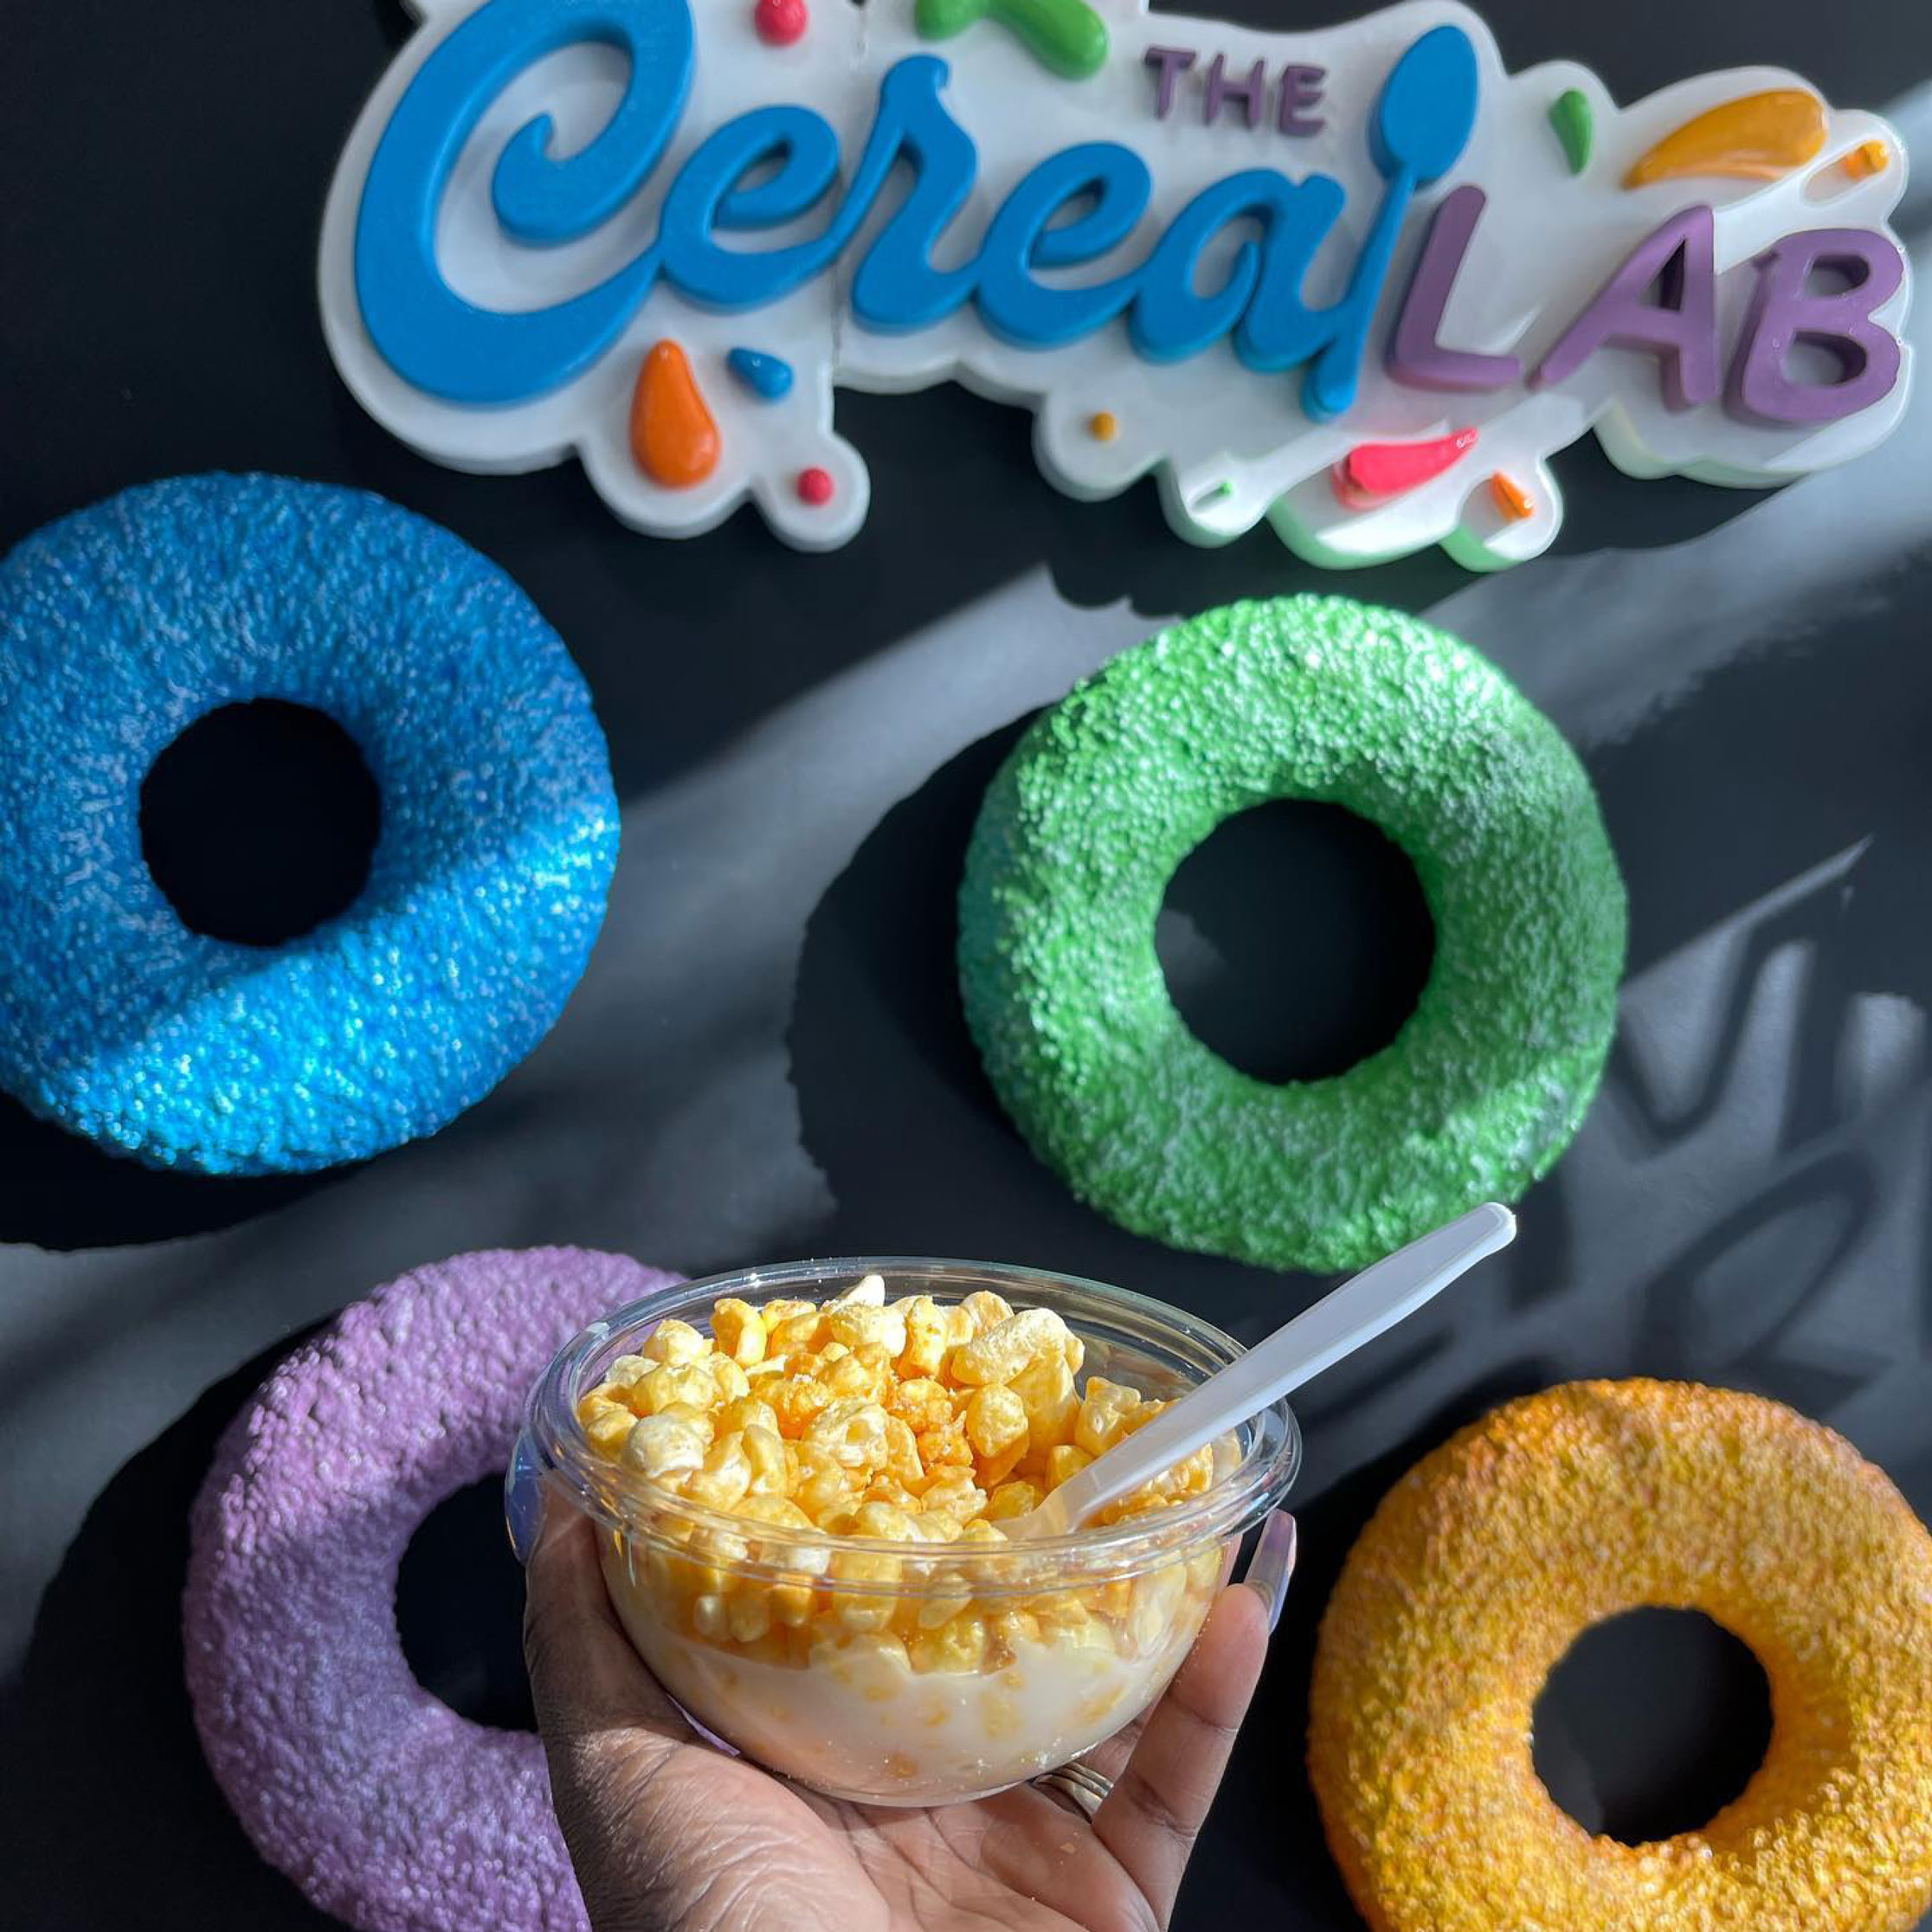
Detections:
1030,1203,1516,1537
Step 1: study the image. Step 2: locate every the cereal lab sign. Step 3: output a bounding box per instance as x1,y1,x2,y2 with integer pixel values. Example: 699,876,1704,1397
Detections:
320,0,1911,569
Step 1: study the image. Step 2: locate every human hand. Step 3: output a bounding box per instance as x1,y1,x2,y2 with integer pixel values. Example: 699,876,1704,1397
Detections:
523,1508,1294,1932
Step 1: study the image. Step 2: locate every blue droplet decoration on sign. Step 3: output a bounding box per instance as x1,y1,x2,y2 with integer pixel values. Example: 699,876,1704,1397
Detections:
726,346,796,400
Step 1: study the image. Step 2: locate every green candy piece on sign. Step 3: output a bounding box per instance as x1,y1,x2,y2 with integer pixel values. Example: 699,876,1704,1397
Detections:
957,596,1627,1276
1549,87,1594,175
914,0,1110,81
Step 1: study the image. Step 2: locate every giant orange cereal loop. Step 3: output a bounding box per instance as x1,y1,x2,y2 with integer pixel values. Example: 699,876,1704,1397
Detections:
1308,1381,1932,1932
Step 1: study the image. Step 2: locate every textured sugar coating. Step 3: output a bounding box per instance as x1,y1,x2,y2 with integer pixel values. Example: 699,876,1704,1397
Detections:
1308,1381,1932,1932
184,1247,681,1932
0,473,619,1173
958,596,1625,1274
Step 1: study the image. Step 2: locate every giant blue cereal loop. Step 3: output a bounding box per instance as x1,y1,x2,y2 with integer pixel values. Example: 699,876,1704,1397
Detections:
0,473,619,1175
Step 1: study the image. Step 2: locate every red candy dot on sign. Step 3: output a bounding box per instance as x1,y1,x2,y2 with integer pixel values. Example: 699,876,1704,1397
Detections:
755,0,808,45
797,467,835,506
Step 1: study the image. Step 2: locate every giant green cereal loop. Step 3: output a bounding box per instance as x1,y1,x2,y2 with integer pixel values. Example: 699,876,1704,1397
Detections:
958,597,1626,1274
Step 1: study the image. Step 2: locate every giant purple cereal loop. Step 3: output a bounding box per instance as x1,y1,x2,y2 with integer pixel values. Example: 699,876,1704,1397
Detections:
184,1247,680,1932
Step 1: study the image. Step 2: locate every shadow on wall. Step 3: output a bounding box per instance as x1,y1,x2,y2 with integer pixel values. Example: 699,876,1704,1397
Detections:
783,717,1323,1348
782,713,1552,1351
1175,1358,1565,1931
0,1323,542,1932
0,0,1832,1258
0,1335,341,1932
0,1305,1563,1932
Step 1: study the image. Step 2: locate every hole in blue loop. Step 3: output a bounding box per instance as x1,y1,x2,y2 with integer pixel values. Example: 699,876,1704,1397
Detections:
139,700,382,948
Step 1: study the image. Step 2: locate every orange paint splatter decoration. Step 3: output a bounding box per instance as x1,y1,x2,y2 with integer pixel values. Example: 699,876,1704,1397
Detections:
630,340,720,489
1844,138,1891,180
1624,88,1826,188
1489,472,1533,522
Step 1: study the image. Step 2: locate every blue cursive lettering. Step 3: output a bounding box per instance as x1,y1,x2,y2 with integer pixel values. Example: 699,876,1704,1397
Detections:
354,0,1480,421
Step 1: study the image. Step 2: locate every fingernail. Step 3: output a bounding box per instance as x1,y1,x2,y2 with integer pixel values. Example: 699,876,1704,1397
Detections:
1240,1510,1297,1634
504,1430,546,1566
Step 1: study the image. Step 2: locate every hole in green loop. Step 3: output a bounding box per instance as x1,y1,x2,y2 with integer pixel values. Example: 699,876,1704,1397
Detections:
1156,800,1435,1085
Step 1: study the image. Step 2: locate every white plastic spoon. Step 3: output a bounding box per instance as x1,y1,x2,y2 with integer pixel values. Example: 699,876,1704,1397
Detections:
1004,1201,1517,1539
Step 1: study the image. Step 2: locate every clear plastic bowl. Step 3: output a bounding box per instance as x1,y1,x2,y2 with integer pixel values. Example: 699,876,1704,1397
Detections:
518,1258,1300,1805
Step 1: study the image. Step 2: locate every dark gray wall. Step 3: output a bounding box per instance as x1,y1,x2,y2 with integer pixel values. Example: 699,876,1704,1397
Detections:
3,0,1930,1924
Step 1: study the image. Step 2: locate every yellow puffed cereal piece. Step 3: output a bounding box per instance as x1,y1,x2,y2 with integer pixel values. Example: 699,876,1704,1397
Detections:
887,1376,956,1435
914,1568,975,1629
920,1473,988,1523
621,1414,708,1481
583,1405,636,1459
718,1395,779,1439
1127,1563,1188,1655
831,1272,887,1307
655,1401,716,1446
866,1478,925,1515
1046,1443,1093,1490
895,1296,950,1378
686,1433,754,1511
960,1290,1014,1336
795,1446,860,1523
1008,1351,1079,1453
821,1349,887,1401
737,1492,815,1534
852,1500,919,1542
709,1356,751,1405
710,1298,768,1367
828,1548,902,1631
828,1300,909,1359
633,1362,717,1417
758,1297,817,1330
742,1423,789,1495
727,1588,772,1645
983,1478,1042,1521
830,1632,911,1685
770,1374,835,1439
1074,1377,1144,1456
868,1417,916,1492
916,1415,975,1477
647,1538,727,1607
806,1398,892,1473
987,1607,1042,1661
909,1613,989,1674
602,1353,654,1388
769,1310,828,1355
643,1318,711,1366
964,1385,1028,1462
1186,1543,1225,1594
1033,1589,1106,1644
950,1307,1068,1387
577,1386,628,1423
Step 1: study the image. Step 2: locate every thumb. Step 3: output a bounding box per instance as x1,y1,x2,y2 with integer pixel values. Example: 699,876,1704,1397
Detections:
523,1506,692,1745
